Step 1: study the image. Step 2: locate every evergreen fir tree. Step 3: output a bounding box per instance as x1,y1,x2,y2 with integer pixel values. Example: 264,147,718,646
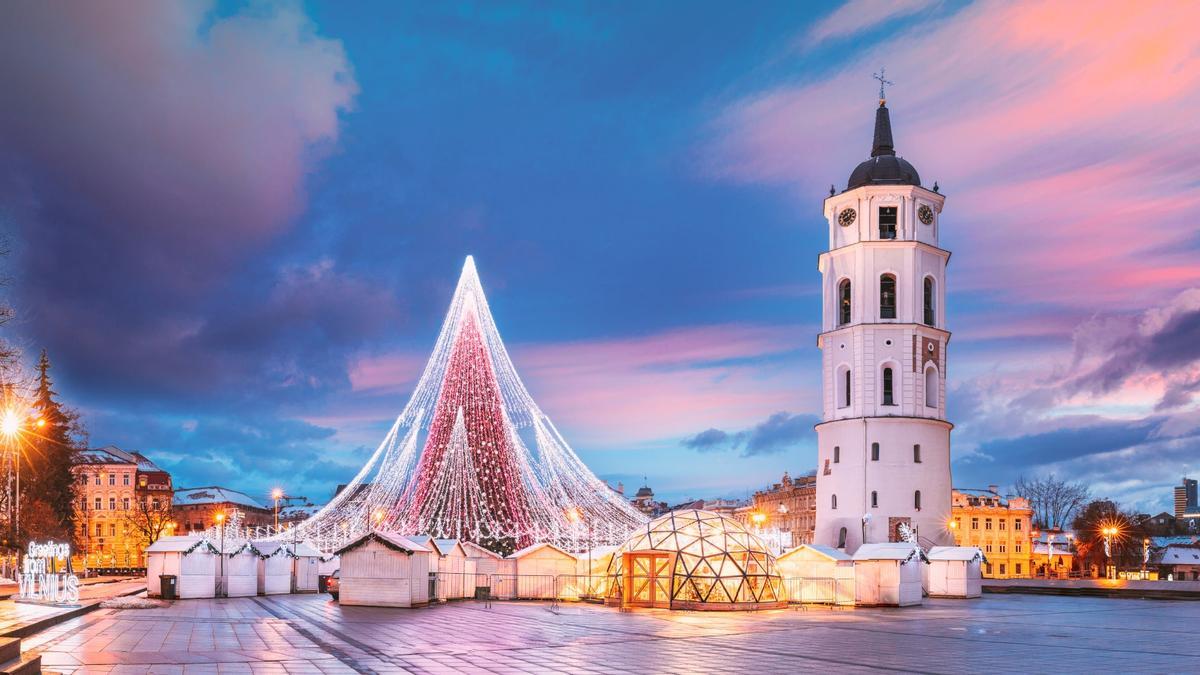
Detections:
27,350,78,542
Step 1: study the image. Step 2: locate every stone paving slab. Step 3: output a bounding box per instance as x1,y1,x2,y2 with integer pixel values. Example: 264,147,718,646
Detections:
23,592,1200,674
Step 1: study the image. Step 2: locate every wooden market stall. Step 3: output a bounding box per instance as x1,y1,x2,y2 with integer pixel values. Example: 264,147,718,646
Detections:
251,540,292,595
506,543,577,599
334,531,432,608
852,543,927,607
776,544,855,605
925,546,983,598
219,541,261,598
145,536,218,599
463,541,514,598
286,541,326,593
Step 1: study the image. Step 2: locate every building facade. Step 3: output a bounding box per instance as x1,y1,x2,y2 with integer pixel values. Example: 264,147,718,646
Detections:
813,90,953,552
1175,477,1198,519
949,487,1033,578
71,446,174,568
750,472,816,544
173,486,274,533
630,484,668,517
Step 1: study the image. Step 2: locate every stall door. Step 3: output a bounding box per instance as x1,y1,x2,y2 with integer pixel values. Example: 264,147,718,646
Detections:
624,553,671,608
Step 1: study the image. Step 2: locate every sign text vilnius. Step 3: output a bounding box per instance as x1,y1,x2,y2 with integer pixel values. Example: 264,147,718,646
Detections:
17,540,80,605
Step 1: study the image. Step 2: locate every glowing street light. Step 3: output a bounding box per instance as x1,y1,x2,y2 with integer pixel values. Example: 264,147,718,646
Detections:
0,410,20,438
373,510,385,528
272,488,284,530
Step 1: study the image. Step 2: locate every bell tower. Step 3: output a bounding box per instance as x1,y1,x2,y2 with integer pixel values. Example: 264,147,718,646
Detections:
812,77,952,552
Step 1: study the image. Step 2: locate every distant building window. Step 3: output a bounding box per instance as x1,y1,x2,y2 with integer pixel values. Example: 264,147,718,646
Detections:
914,490,921,510
109,524,116,537
924,277,936,326
1000,563,1007,575
95,475,101,486
838,279,852,326
1015,563,1022,575
878,206,897,239
1014,519,1022,531
108,498,116,511
94,524,102,537
109,473,115,486
882,367,895,406
1000,543,1007,553
971,517,979,530
1016,542,1022,553
999,520,1006,531
79,473,88,485
913,444,921,463
871,443,880,461
871,491,878,508
122,497,130,511
880,274,897,319
833,446,840,464
94,497,102,511
985,519,993,530
123,473,131,486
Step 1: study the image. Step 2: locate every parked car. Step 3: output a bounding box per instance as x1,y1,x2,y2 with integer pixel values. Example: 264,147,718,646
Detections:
327,570,339,600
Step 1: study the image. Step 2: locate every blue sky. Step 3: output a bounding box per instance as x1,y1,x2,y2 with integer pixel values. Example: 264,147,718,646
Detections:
0,1,1197,512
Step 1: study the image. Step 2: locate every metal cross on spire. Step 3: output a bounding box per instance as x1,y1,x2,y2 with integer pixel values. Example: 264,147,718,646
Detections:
873,67,893,102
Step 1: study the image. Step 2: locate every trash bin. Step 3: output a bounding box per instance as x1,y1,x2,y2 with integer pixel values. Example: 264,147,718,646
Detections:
318,574,330,593
160,574,178,600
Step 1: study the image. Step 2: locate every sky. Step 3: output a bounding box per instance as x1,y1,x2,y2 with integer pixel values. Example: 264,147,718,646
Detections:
0,0,1197,513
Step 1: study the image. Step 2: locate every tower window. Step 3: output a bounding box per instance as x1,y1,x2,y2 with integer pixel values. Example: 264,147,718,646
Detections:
833,446,840,463
878,206,897,239
923,277,935,326
882,367,895,406
880,274,896,319
838,279,852,326
913,444,921,463
837,527,847,548
925,366,938,409
832,494,838,510
914,490,922,510
871,442,880,461
839,367,852,408
871,491,878,508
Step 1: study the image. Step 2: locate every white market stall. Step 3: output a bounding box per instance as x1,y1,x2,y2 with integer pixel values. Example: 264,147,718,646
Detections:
925,546,983,598
251,541,292,595
463,541,514,598
777,544,855,605
335,531,432,608
852,543,927,607
506,543,577,599
286,541,326,593
219,542,260,598
433,540,470,599
145,537,218,599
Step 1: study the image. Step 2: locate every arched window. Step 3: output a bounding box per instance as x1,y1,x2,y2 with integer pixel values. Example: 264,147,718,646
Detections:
838,279,852,326
882,367,895,406
871,491,878,508
925,366,938,409
833,446,840,463
838,367,852,408
923,276,936,326
880,274,896,319
837,527,848,548
831,494,838,510
913,444,922,463
871,442,880,461
914,490,922,511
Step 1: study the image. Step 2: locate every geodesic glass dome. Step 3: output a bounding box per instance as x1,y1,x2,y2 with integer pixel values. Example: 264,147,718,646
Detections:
605,509,785,610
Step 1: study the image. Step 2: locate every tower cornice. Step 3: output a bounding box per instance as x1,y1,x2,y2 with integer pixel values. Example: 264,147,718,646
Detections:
818,240,951,273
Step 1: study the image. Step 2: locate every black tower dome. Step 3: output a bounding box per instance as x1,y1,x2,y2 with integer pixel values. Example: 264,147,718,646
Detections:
846,101,921,191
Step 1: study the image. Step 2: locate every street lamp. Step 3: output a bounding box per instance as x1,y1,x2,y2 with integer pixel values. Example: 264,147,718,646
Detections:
1101,525,1120,579
271,488,284,531
215,512,226,597
751,512,766,530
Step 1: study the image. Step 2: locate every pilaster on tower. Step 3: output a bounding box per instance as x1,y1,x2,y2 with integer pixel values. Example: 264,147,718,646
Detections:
812,85,954,554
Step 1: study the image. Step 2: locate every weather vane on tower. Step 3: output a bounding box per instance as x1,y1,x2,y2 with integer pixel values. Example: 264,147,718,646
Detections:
873,66,893,105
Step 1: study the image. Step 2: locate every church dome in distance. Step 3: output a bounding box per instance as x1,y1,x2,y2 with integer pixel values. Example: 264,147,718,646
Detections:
846,101,921,191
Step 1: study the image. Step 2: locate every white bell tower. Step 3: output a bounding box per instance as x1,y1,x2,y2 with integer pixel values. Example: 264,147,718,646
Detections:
813,78,952,552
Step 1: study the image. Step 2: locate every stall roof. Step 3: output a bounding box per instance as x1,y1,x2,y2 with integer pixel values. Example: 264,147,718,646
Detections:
779,544,852,562
335,531,430,556
928,546,984,562
507,542,576,560
145,536,217,554
852,543,928,563
1159,546,1200,565
462,541,503,559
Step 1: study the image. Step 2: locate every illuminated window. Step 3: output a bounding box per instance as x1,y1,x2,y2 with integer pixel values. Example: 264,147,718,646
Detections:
971,518,979,530
880,274,897,319
878,206,897,239
1014,519,1022,531
999,520,1006,531
985,519,993,530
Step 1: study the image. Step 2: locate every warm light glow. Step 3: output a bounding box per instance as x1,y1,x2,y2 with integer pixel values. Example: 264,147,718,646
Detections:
751,512,766,525
566,507,581,523
948,519,958,529
35,418,45,428
271,488,283,500
0,410,20,438
215,513,225,524
374,510,384,523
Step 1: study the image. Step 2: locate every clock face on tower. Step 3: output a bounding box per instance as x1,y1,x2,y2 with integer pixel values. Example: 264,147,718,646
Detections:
838,208,857,227
918,204,934,225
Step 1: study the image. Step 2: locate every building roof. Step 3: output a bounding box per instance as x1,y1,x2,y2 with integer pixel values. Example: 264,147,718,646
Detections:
852,543,928,563
507,542,576,560
1159,546,1200,565
432,539,466,556
846,102,921,191
778,544,851,562
334,531,431,556
1032,543,1073,557
173,486,266,510
928,546,984,562
73,445,168,472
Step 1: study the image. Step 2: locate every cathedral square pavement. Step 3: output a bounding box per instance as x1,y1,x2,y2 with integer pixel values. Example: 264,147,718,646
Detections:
20,592,1200,674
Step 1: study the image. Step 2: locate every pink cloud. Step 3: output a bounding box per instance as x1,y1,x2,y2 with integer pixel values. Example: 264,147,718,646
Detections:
804,0,939,44
708,0,1200,311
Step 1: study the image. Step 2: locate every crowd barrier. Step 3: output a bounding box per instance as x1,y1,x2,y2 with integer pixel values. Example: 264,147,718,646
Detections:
781,577,849,605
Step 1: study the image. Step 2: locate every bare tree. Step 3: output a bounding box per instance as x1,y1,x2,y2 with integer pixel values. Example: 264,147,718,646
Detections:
123,495,174,551
1014,474,1090,530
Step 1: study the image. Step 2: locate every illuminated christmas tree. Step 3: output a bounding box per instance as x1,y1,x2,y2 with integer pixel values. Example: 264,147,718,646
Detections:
292,257,646,553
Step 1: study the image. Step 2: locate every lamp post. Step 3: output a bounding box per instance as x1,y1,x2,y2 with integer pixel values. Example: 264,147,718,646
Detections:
1,408,23,542
1142,537,1150,577
215,512,226,597
271,488,283,531
1101,526,1118,579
